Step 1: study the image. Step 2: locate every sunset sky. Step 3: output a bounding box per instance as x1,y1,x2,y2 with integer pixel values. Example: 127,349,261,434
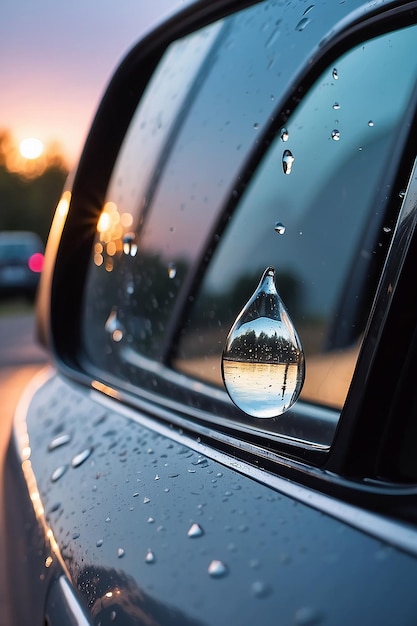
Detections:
1,0,186,169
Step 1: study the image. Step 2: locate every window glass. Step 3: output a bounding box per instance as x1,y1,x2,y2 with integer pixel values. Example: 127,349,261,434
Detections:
81,4,417,447
174,24,417,410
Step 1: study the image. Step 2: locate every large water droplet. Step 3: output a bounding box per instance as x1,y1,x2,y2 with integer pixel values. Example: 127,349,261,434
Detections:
117,548,125,558
188,523,204,538
332,102,340,110
71,447,93,468
123,233,138,256
331,129,340,141
280,127,289,142
48,433,71,451
332,67,338,80
274,222,286,235
368,120,374,127
105,309,124,343
208,560,228,578
282,150,294,175
222,267,305,418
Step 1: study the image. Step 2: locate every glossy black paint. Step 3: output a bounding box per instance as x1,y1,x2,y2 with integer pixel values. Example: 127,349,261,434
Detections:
7,372,417,625
4,0,417,624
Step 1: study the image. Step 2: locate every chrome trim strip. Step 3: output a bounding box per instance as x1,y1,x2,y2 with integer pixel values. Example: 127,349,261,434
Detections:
92,388,417,559
58,577,90,626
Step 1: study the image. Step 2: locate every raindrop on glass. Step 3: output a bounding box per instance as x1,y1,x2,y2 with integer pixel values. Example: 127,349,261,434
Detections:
274,222,286,235
399,190,406,199
145,549,156,564
208,560,228,578
71,447,93,468
110,610,117,623
332,102,340,110
253,122,259,130
303,4,314,14
105,309,124,343
48,433,71,451
123,233,138,256
383,226,391,234
143,497,150,504
332,67,338,80
222,267,305,418
188,523,204,538
117,548,125,558
51,465,68,483
368,120,374,127
168,262,177,279
96,539,104,547
331,129,340,141
296,17,310,31
280,127,289,142
282,149,295,175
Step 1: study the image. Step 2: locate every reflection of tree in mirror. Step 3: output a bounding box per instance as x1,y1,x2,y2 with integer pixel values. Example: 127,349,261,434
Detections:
227,329,301,363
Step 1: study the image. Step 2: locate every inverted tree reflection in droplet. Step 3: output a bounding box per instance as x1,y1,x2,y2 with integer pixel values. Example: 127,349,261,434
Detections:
222,267,305,418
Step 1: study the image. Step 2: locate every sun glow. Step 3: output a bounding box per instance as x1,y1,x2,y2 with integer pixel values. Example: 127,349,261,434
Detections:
19,137,44,160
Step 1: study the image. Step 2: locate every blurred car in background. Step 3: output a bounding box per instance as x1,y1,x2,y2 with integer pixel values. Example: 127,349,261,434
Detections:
0,231,44,301
3,0,417,625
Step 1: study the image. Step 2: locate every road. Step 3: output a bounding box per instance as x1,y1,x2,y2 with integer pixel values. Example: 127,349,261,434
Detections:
0,310,49,626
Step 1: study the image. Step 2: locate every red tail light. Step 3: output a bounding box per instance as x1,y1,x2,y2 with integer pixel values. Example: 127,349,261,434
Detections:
28,252,44,273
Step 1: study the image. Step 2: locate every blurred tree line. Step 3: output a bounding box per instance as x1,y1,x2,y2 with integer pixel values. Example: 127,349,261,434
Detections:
0,131,68,244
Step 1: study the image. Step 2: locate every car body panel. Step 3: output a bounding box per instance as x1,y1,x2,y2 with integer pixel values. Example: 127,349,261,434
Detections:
4,369,417,625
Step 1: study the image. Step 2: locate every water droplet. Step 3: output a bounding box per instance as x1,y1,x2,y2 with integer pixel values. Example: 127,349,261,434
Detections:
332,67,338,80
208,560,228,578
399,190,406,199
383,226,391,233
72,532,80,540
143,497,150,504
110,610,117,622
274,222,286,235
296,17,310,31
303,4,314,14
251,581,271,598
332,102,340,110
71,447,93,468
51,465,68,483
96,539,104,547
145,549,156,564
294,606,323,625
48,433,71,451
368,120,374,127
280,127,289,142
117,548,125,558
168,262,177,279
147,517,155,523
105,516,111,523
331,129,340,141
222,267,305,418
253,122,259,130
282,149,294,174
45,556,53,568
188,523,204,538
105,309,124,343
123,232,138,256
